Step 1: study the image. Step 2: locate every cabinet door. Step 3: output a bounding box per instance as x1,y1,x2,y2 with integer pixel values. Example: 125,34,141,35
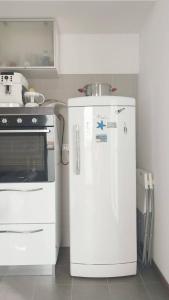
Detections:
69,106,136,265
0,182,55,223
0,224,55,265
0,20,55,68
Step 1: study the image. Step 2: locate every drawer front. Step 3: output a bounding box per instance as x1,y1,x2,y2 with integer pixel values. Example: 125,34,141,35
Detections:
0,224,56,265
0,182,55,223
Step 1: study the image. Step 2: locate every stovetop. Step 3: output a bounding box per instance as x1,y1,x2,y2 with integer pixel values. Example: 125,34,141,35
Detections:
0,106,57,115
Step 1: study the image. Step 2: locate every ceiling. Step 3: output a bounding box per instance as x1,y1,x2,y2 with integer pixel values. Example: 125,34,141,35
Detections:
0,1,156,33
0,0,157,2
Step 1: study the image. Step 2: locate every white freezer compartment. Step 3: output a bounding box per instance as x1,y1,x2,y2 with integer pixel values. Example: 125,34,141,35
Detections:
69,105,136,266
0,182,55,223
0,224,56,265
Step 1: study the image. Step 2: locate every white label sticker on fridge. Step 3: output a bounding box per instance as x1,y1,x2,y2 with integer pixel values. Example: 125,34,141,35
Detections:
96,134,107,143
107,122,117,128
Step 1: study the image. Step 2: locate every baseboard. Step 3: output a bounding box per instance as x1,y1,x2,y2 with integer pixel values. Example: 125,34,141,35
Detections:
153,261,169,290
0,265,55,276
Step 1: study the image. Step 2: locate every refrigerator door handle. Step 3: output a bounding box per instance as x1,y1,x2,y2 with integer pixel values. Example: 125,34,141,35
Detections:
74,125,80,175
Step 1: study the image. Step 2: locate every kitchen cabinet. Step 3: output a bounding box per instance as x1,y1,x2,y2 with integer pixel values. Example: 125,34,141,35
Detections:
0,19,58,75
0,182,58,267
0,224,56,266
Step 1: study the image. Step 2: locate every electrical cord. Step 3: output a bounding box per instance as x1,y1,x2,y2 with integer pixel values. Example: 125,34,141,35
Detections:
58,113,69,166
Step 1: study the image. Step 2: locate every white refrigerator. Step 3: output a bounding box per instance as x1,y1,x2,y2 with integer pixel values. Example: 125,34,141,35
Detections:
68,96,137,278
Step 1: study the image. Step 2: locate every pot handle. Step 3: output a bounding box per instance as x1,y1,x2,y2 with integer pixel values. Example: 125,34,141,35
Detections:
78,88,85,93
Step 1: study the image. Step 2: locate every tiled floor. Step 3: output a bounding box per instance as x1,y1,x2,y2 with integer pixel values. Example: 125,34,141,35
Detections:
0,247,169,300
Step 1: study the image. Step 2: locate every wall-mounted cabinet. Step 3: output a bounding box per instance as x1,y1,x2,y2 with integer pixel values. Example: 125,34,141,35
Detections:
0,19,58,76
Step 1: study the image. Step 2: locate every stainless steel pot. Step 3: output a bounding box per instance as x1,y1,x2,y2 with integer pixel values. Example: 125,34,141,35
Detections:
78,83,117,96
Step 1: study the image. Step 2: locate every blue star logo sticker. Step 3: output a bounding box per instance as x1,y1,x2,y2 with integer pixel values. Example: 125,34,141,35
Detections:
97,120,106,130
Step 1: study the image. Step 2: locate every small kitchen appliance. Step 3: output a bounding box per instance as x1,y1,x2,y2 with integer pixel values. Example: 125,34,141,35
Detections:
0,72,28,106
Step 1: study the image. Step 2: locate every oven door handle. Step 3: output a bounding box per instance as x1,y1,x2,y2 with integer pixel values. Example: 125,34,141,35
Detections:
0,188,43,192
0,129,50,133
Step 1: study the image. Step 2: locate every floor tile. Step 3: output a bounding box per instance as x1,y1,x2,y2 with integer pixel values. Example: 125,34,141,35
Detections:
108,281,150,300
72,284,110,300
0,276,35,300
0,249,168,300
55,264,72,285
108,273,143,286
72,276,108,286
145,282,169,300
139,266,162,283
34,277,71,300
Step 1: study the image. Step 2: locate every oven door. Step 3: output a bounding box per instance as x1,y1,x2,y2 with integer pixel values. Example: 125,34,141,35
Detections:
0,128,55,183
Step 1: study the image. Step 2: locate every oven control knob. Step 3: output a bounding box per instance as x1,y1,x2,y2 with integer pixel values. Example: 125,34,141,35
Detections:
2,118,7,124
17,118,22,124
32,117,37,124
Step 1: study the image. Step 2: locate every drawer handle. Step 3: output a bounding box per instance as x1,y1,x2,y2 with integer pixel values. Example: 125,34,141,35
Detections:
0,229,43,234
0,188,43,192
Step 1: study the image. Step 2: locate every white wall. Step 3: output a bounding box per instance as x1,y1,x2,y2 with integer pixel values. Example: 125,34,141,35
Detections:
138,0,169,283
60,34,139,74
0,0,157,2
0,1,155,34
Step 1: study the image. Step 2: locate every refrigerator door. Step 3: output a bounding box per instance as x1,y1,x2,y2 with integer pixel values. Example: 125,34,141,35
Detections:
69,105,136,265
